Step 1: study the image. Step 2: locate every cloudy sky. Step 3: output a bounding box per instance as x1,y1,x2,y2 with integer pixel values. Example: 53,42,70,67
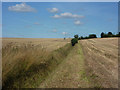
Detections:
3,2,118,38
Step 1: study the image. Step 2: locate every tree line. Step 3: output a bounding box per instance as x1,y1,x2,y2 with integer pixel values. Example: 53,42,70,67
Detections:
71,32,120,46
101,32,120,38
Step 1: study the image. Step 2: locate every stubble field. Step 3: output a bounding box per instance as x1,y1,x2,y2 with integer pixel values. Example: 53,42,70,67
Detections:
80,38,118,88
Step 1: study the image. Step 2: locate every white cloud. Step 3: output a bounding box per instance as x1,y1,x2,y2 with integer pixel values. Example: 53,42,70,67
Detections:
47,8,59,13
62,32,68,35
74,20,82,25
52,12,84,19
8,3,36,12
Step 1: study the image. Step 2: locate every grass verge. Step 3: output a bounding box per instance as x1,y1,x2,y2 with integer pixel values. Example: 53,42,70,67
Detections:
3,43,72,88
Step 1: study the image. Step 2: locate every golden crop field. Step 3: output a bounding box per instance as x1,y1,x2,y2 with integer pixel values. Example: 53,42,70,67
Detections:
2,38,118,88
2,38,71,52
2,38,71,88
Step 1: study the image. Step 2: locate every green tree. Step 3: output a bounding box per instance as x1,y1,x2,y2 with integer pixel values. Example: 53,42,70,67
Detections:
71,38,78,46
101,32,104,38
108,32,113,35
80,36,84,39
119,32,120,35
89,34,97,38
74,34,79,39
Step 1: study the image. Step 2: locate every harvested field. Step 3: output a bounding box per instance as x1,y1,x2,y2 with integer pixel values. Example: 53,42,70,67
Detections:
2,38,118,88
80,38,118,88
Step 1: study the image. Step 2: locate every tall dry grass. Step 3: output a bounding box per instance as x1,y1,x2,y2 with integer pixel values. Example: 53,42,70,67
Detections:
2,42,49,87
2,42,72,88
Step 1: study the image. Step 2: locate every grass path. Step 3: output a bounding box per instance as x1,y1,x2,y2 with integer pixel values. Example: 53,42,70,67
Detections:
39,43,90,88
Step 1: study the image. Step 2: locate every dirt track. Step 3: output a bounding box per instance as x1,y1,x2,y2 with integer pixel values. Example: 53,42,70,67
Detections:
80,38,118,88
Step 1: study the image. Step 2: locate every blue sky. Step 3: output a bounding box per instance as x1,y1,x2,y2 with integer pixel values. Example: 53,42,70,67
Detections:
2,2,118,38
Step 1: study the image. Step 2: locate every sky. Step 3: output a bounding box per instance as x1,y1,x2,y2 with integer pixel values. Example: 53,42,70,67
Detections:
2,2,118,38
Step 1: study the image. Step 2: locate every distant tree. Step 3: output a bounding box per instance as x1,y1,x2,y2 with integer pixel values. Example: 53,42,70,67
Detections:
74,34,79,39
78,37,81,40
71,38,78,46
101,32,104,38
100,32,120,38
104,33,109,38
64,37,66,40
80,36,84,39
107,32,113,37
116,32,120,37
89,34,97,38
119,32,120,35
108,32,113,35
84,36,89,39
